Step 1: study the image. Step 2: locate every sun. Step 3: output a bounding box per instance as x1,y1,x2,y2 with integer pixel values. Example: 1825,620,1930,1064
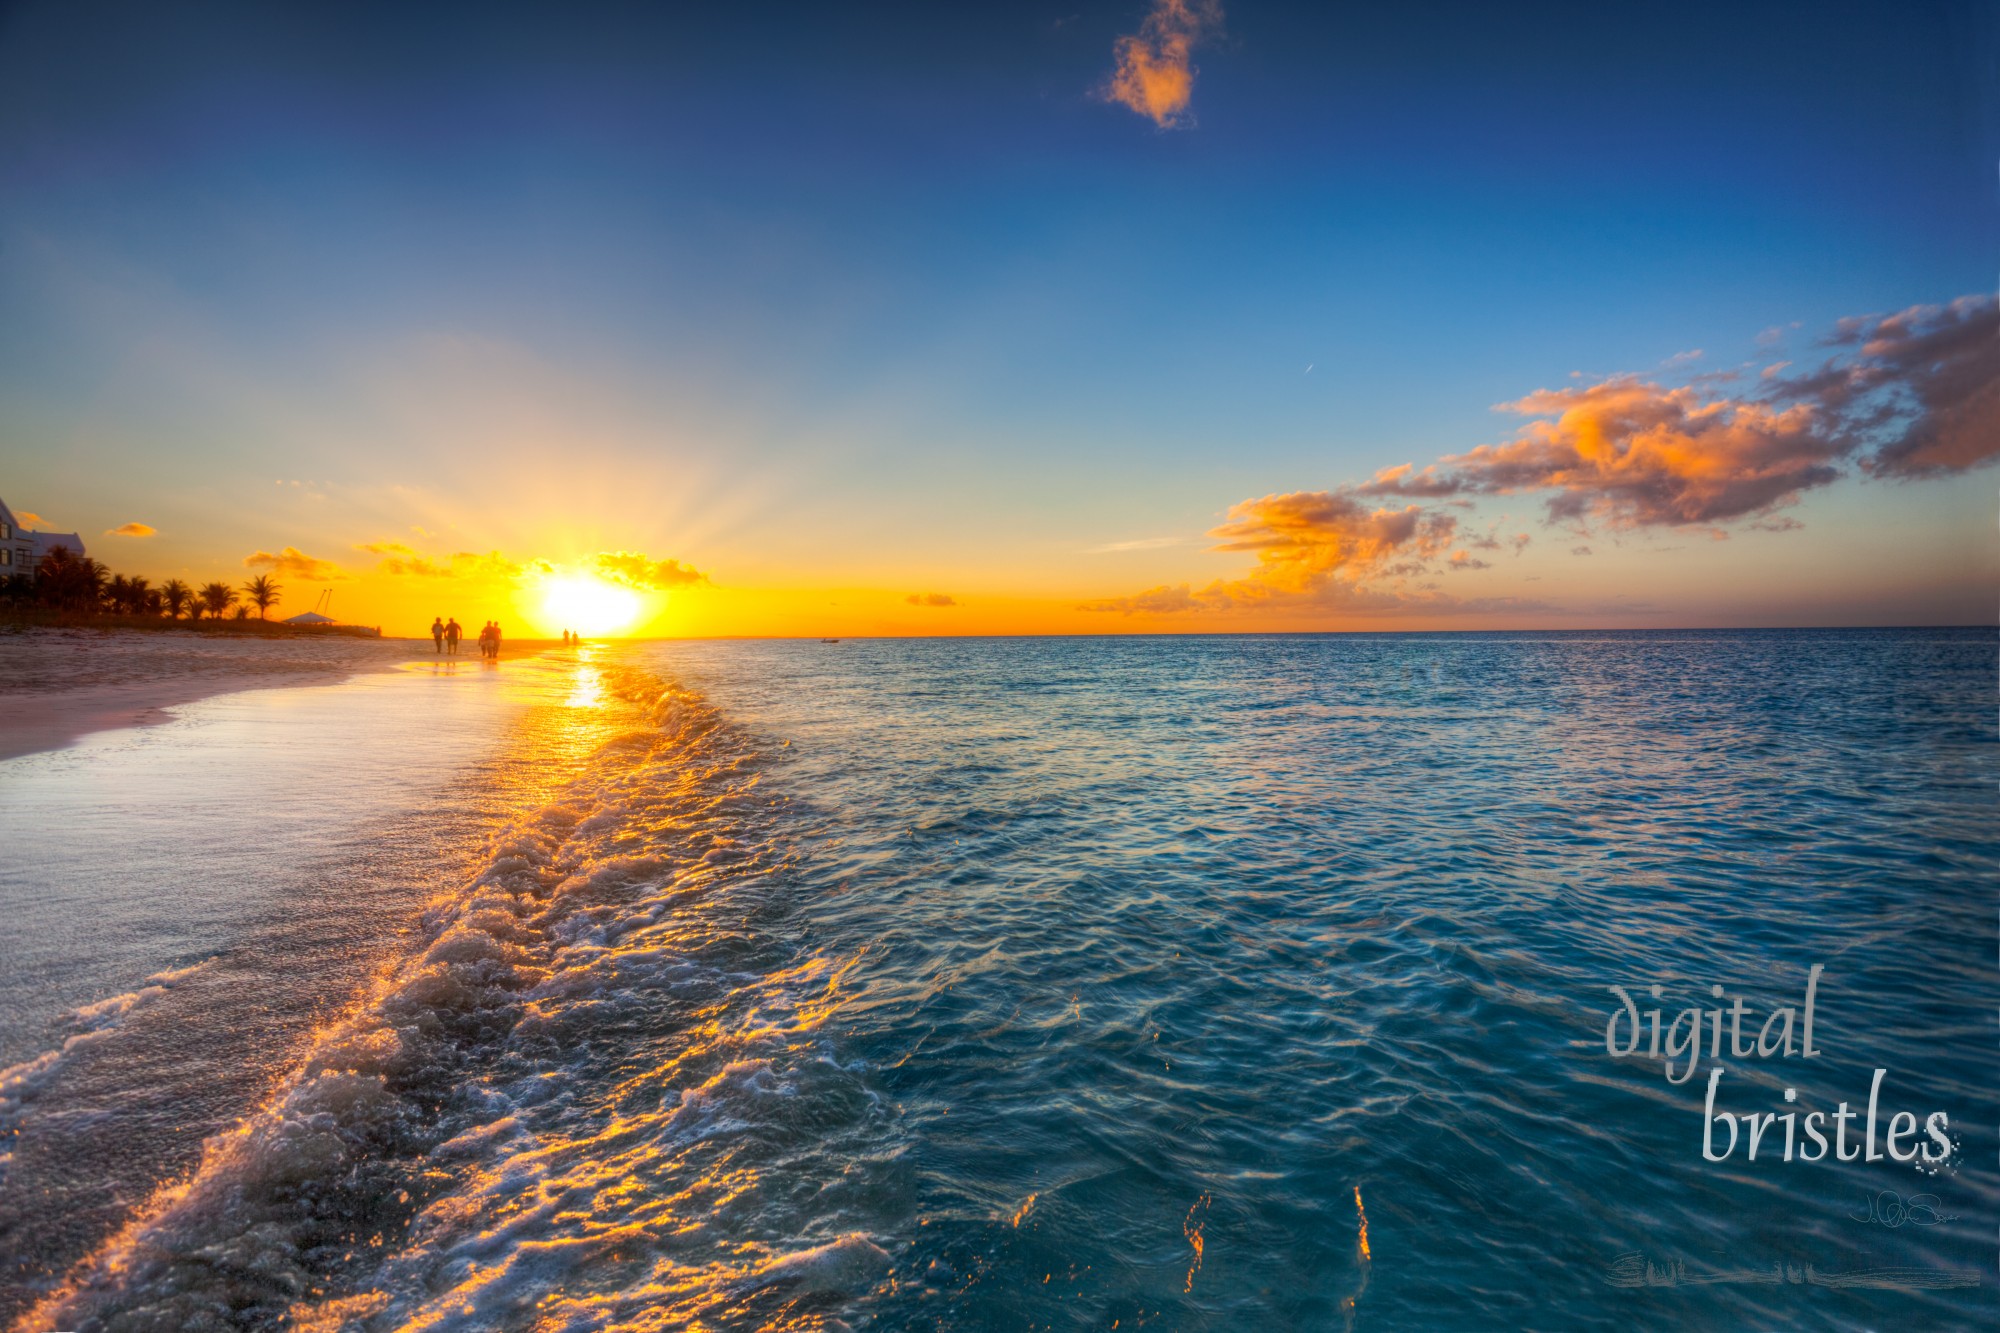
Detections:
539,574,642,637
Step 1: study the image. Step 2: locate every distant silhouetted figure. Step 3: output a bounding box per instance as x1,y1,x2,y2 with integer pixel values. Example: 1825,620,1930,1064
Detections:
430,617,445,653
445,617,462,655
490,621,503,659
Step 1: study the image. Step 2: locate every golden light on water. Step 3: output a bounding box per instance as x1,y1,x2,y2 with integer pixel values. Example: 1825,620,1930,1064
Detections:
538,574,642,637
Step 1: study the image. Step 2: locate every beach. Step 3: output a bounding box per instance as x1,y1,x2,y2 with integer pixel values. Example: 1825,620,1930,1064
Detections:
0,629,1993,1330
0,632,598,1325
0,628,415,762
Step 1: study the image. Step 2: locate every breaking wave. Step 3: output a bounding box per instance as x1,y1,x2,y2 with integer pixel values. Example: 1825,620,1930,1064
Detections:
29,666,897,1332
0,961,215,1183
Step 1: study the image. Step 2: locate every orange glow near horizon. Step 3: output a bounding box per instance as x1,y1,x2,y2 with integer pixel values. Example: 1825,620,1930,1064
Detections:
537,574,642,637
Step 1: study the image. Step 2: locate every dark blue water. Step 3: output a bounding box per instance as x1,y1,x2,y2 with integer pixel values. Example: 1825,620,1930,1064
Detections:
29,630,1998,1330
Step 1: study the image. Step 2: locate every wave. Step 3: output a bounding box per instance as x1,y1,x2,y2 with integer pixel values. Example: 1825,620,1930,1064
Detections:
27,665,894,1332
0,960,215,1182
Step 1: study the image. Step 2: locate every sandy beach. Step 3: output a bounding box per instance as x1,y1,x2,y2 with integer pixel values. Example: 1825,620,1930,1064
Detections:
0,637,594,1321
0,629,420,761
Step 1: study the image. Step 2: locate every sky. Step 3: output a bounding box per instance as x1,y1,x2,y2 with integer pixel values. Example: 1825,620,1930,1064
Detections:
0,0,1994,636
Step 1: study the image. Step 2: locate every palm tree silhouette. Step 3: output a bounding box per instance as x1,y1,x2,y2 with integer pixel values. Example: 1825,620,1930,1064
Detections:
161,579,192,620
34,544,105,612
197,581,236,621
242,573,281,620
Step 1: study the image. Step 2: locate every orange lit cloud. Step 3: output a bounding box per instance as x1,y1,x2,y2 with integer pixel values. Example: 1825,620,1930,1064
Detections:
1081,491,1541,615
106,522,156,537
1209,491,1460,585
1363,293,1998,525
1104,0,1222,128
244,547,345,580
1365,379,1841,527
17,512,46,527
593,551,706,591
906,592,957,607
1086,293,1995,618
363,544,546,579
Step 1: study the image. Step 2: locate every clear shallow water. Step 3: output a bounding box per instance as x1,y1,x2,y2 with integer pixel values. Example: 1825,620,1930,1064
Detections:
0,655,606,1318
9,630,1997,1331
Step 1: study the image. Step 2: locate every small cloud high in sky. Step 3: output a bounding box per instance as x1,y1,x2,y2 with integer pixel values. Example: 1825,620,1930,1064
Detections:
106,522,155,536
1105,0,1222,128
906,592,957,607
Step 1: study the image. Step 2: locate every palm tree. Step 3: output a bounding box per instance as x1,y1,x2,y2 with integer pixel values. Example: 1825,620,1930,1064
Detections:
34,545,105,612
198,581,236,621
241,573,281,620
161,579,192,620
108,575,152,616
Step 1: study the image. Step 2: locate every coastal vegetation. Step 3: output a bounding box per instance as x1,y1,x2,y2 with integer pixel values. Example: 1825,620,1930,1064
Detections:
0,544,373,635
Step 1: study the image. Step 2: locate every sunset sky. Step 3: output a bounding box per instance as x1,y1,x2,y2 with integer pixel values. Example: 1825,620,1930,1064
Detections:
2,0,1994,636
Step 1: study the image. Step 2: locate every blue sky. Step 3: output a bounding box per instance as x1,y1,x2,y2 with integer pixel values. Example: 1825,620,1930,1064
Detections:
0,1,1992,632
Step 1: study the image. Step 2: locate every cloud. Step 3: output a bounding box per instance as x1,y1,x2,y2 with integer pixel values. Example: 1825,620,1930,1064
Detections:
1104,0,1221,128
1356,292,1997,529
375,554,453,577
1083,292,1994,619
1079,576,1545,617
244,547,346,581
1084,536,1183,553
453,550,540,578
593,551,706,591
366,547,544,579
1079,491,1539,615
17,512,46,527
1208,491,1460,583
906,592,958,607
106,522,156,537
1792,294,1999,478
1385,378,1843,527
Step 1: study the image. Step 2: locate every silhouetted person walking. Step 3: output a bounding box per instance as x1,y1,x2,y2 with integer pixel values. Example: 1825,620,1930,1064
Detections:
430,617,444,653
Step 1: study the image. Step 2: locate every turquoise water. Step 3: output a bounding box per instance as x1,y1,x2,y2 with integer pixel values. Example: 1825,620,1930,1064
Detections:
13,630,1998,1330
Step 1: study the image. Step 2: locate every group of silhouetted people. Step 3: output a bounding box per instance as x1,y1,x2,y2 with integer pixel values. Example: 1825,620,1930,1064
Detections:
561,629,583,645
429,616,503,659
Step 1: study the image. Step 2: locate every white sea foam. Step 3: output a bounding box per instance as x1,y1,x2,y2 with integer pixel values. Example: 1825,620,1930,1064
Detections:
31,666,896,1333
0,959,215,1178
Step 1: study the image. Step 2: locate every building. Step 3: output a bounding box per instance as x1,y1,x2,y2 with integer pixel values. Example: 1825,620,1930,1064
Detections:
0,495,85,576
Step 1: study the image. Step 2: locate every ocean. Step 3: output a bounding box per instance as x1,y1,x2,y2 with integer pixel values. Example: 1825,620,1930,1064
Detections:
3,629,1994,1330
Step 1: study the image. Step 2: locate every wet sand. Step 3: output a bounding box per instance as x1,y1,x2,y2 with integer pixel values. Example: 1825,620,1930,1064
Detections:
0,630,420,761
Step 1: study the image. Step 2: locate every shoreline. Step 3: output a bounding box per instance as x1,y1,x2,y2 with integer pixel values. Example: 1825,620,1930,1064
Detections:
0,629,415,762
0,629,576,762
